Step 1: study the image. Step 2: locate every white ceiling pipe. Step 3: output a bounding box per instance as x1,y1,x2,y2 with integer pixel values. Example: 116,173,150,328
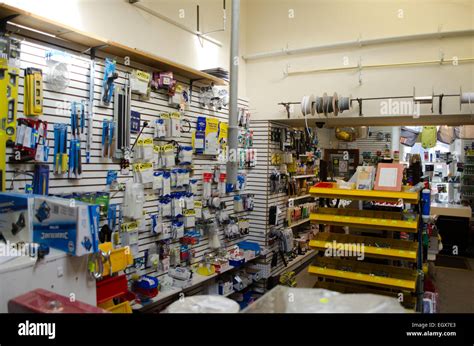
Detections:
243,29,474,61
129,0,223,47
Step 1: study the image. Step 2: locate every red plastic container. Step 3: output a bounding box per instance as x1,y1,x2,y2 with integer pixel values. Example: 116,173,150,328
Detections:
8,289,106,313
96,274,135,305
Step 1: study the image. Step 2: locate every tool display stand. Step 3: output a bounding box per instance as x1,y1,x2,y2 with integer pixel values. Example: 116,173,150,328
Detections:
308,183,423,311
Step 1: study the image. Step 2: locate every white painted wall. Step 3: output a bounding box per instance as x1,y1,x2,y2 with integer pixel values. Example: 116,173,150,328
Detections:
5,0,248,97
243,0,474,119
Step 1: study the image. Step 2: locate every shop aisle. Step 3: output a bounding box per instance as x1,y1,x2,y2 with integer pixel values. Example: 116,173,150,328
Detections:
294,260,474,313
431,259,474,313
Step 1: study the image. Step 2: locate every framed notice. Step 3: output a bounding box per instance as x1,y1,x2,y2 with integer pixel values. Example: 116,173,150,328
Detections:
374,163,404,191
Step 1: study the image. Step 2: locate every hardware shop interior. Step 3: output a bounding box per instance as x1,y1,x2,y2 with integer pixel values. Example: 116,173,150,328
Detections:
0,0,473,315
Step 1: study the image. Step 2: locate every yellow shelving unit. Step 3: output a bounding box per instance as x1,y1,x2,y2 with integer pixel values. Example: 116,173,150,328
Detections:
309,183,419,203
308,184,422,307
308,257,418,291
309,233,418,262
310,208,418,233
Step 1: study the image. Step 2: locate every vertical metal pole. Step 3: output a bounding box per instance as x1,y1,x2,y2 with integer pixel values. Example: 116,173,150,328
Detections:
226,0,240,190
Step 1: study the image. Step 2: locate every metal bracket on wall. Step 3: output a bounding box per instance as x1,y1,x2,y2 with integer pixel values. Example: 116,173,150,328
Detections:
0,14,19,34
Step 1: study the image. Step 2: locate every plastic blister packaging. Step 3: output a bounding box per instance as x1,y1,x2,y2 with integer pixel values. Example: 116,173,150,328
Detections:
242,286,407,313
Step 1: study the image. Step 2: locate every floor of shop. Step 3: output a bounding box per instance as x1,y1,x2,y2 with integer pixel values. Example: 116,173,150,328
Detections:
295,258,474,313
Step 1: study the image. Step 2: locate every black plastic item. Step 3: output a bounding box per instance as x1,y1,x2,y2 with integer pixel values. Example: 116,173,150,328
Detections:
99,224,112,243
436,216,470,256
269,205,277,226
319,160,328,182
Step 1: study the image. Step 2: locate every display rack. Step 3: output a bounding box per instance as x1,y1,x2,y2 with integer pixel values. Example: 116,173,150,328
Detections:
308,184,423,310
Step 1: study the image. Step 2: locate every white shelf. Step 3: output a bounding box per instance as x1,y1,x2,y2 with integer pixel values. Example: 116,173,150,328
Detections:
132,256,259,311
288,194,314,202
272,250,317,277
288,218,311,228
292,174,317,179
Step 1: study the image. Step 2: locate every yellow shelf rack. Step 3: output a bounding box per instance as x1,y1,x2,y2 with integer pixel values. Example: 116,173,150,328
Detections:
309,183,419,203
314,281,416,308
310,207,419,233
309,232,418,262
308,257,418,291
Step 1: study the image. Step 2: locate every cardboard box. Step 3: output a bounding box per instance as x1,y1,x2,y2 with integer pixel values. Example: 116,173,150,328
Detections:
0,193,35,244
32,197,99,256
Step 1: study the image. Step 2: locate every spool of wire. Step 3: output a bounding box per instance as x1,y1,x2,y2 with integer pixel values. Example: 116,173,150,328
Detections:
338,95,351,113
322,93,328,116
460,87,474,111
325,94,334,114
315,96,324,114
333,92,339,116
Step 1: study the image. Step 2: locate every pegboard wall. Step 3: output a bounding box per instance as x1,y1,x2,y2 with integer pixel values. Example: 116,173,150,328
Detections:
5,29,255,292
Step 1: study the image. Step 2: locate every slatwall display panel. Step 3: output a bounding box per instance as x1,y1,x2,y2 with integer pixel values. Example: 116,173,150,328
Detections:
246,120,270,246
5,32,254,286
339,129,392,161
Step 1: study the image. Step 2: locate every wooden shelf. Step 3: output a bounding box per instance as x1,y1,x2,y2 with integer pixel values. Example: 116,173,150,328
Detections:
310,208,419,233
0,3,226,85
309,232,418,262
309,183,419,203
308,257,418,291
268,114,474,128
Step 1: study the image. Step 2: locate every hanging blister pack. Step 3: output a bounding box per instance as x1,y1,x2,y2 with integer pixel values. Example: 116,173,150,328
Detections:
135,137,154,161
183,193,194,210
161,143,175,168
193,116,206,154
218,171,226,196
162,171,171,195
161,223,172,240
236,173,246,191
182,209,196,228
153,118,167,139
194,201,203,219
153,145,162,169
153,171,163,191
101,58,118,105
101,120,114,158
168,112,182,138
170,169,178,188
151,214,162,235
202,171,213,201
123,181,145,220
178,145,193,165
172,221,184,240
133,162,154,185
234,195,244,212
189,179,198,194
129,69,151,99
160,196,172,218
171,192,184,217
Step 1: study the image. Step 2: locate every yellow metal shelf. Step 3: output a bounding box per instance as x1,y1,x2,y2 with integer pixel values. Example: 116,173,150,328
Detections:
308,257,418,291
314,281,416,308
309,232,418,262
310,208,419,233
309,183,419,203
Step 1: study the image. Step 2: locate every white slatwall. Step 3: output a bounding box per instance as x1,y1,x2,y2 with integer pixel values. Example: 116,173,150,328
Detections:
339,129,392,160
5,30,254,291
247,120,312,290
